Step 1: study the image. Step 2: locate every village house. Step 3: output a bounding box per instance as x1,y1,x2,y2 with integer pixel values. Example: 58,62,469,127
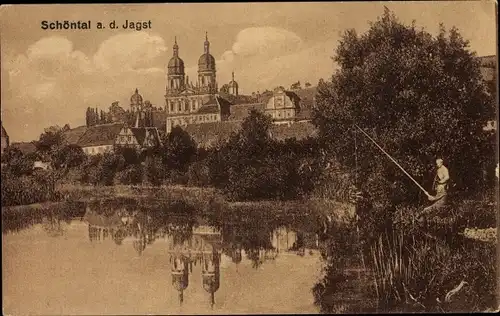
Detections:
114,124,161,151
75,112,161,156
264,86,302,125
77,122,124,155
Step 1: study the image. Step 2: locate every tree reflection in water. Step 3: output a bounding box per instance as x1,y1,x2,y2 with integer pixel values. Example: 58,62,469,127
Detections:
2,198,324,307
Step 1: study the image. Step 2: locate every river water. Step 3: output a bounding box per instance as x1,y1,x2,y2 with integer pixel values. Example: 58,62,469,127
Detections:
3,199,325,315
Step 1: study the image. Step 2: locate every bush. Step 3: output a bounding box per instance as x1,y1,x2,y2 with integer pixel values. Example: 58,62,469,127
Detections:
369,229,496,312
97,153,125,185
164,169,189,185
187,160,210,187
117,164,144,185
144,156,164,186
1,171,60,206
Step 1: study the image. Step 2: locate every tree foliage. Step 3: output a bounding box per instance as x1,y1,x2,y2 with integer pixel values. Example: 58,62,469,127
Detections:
144,155,164,186
35,126,65,153
52,144,86,170
206,110,323,200
313,8,493,208
161,126,197,172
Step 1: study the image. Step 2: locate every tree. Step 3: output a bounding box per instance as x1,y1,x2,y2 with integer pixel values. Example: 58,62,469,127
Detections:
305,82,312,88
1,147,36,176
220,84,230,94
213,110,278,200
144,155,164,186
116,147,141,165
97,152,125,185
35,126,64,153
52,144,86,170
161,126,197,172
100,110,106,124
313,8,493,208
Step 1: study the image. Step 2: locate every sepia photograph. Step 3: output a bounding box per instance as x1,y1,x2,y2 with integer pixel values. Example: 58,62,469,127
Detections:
1,1,498,314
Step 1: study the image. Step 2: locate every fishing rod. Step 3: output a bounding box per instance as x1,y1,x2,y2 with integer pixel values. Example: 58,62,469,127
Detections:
354,124,430,197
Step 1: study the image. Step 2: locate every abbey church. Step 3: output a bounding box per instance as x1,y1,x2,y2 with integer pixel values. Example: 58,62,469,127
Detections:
164,34,233,133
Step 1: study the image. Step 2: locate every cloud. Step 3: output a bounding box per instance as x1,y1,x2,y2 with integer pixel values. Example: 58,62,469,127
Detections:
186,27,335,94
3,32,168,142
93,32,167,72
230,27,303,59
2,27,335,141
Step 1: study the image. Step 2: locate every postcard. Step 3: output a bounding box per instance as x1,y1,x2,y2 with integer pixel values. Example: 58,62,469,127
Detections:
1,2,498,314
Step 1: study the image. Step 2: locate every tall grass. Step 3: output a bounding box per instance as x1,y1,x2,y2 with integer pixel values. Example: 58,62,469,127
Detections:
369,228,497,312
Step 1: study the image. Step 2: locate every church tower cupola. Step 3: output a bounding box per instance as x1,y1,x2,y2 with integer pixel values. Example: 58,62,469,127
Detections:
198,32,217,94
130,88,143,112
167,36,186,95
228,71,239,96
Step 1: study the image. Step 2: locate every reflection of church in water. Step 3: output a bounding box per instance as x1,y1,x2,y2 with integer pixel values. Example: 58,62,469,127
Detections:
84,208,319,308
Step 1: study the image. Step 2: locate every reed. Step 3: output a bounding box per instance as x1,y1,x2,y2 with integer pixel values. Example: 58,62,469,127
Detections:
369,229,448,311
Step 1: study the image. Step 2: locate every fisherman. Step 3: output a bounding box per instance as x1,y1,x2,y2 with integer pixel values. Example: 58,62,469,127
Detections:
422,158,450,214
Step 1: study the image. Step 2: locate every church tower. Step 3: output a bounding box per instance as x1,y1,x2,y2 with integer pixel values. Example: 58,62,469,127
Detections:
228,71,239,96
166,37,185,95
130,88,143,112
197,32,217,94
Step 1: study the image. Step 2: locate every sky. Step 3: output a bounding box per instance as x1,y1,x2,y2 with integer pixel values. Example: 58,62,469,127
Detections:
0,1,497,142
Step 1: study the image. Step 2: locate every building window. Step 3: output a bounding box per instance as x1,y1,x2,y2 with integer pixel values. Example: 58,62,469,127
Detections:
169,102,173,113
191,100,195,110
128,136,132,142
184,100,188,111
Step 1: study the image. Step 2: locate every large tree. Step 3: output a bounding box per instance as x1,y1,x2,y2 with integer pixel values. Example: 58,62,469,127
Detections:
313,8,493,208
161,126,197,172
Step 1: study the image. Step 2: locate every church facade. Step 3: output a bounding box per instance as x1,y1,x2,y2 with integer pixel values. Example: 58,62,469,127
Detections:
164,34,232,133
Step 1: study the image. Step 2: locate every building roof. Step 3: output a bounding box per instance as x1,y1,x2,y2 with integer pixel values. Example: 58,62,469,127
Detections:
294,86,317,109
478,55,496,68
480,67,495,82
152,110,167,130
193,96,219,114
10,142,37,154
77,123,124,147
228,103,266,121
1,123,8,138
62,125,88,145
183,120,318,148
130,127,161,146
184,121,241,148
198,105,219,114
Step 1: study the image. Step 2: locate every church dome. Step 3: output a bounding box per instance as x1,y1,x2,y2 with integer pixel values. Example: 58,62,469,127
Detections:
130,88,143,104
168,37,185,75
198,53,216,72
168,56,185,75
198,32,216,72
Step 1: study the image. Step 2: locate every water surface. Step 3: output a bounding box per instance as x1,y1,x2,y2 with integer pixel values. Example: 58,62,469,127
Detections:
3,199,324,315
